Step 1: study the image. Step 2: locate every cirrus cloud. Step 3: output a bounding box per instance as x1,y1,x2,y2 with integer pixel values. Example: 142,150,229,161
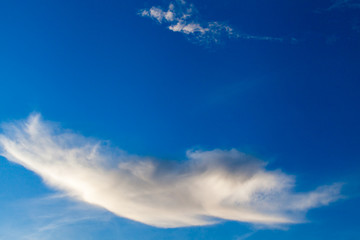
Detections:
0,114,341,228
139,0,282,45
327,0,360,10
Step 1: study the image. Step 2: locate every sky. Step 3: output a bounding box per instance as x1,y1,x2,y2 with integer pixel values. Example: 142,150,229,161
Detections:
0,0,359,239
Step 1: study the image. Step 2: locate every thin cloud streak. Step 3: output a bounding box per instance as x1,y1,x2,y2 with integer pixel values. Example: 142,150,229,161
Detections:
327,0,360,10
139,0,282,45
0,114,341,228
1,194,110,240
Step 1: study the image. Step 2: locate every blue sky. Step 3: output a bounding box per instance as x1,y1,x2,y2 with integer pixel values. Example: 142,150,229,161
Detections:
0,0,360,239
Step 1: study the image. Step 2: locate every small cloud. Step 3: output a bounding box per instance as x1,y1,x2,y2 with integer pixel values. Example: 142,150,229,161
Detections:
353,22,360,32
0,114,342,228
139,0,282,45
236,232,256,240
326,35,338,45
327,0,360,10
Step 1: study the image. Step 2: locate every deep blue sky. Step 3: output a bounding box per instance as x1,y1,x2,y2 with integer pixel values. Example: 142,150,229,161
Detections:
1,0,360,239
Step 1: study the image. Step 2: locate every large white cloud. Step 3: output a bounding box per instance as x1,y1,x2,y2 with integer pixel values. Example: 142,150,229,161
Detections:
0,114,341,228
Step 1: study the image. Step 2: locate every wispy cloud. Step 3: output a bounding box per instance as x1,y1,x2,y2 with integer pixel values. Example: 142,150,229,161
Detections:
27,195,110,234
139,0,282,45
1,194,110,240
327,0,360,10
236,231,256,240
0,114,341,228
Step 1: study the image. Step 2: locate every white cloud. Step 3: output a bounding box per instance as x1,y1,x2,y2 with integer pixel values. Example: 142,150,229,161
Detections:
0,114,341,228
139,1,282,45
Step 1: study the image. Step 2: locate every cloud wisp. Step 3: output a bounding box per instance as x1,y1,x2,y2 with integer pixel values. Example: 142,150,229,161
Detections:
139,0,282,45
327,0,360,10
3,194,111,240
0,114,341,228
